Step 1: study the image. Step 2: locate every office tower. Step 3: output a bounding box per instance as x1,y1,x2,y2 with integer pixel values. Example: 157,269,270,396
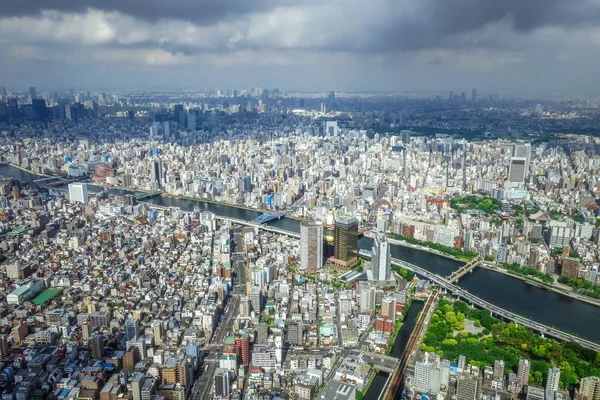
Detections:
32,99,48,120
517,358,531,393
214,369,231,398
126,318,140,341
579,376,600,400
131,373,144,400
300,220,323,273
0,335,9,360
493,360,505,382
249,286,263,313
173,104,183,121
546,367,560,394
152,321,164,347
29,86,37,100
331,216,358,269
372,233,391,281
401,130,411,145
457,373,480,400
90,334,105,360
238,176,252,192
150,158,162,188
235,334,250,366
187,112,196,131
286,322,303,346
509,157,527,183
256,323,269,345
471,89,477,102
513,143,531,160
68,183,89,203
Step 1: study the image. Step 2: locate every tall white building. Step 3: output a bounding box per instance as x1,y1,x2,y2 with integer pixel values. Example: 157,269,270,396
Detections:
372,233,391,281
68,183,89,203
546,367,561,395
300,220,323,272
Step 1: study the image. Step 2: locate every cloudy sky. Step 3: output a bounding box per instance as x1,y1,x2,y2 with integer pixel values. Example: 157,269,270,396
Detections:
2,0,600,95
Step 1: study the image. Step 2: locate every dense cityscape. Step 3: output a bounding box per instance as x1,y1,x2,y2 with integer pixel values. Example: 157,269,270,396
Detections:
1,85,600,400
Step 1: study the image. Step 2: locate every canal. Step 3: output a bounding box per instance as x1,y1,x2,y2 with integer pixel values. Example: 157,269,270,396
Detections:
364,301,425,399
3,164,600,344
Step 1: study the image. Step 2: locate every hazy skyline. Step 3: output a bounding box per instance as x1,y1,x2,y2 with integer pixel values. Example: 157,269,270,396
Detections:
2,0,600,95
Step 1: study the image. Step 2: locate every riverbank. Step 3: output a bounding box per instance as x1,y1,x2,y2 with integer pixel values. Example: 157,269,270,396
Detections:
366,232,467,264
479,263,600,308
4,163,50,178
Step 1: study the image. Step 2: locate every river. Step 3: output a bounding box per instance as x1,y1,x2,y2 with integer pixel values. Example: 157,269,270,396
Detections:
2,164,600,343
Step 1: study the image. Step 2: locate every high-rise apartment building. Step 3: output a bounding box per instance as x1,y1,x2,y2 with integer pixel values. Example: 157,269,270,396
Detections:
332,216,358,269
516,358,531,393
372,233,391,281
161,357,190,391
235,334,250,366
300,220,323,272
381,297,396,321
131,373,144,400
546,367,561,394
493,360,505,382
579,376,600,400
68,183,89,203
152,321,164,347
0,335,9,360
457,373,480,400
126,318,140,341
91,334,105,360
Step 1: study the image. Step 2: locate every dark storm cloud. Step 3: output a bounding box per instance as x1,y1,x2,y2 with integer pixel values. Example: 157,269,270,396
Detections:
372,0,600,52
0,0,290,24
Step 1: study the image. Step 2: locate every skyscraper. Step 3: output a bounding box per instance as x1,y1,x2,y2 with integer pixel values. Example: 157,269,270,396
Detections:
471,89,477,102
509,157,527,183
126,318,140,341
29,86,37,100
331,216,358,269
68,183,89,203
300,220,323,273
546,367,561,395
516,358,530,393
372,233,391,281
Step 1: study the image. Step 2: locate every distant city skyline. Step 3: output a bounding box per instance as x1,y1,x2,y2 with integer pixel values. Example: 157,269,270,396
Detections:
2,1,600,96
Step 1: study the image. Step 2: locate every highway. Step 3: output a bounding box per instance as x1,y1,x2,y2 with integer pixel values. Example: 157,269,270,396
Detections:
212,217,600,351
359,249,600,352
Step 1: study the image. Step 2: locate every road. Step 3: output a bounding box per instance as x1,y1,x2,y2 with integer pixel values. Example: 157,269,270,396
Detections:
192,283,241,400
359,249,600,352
